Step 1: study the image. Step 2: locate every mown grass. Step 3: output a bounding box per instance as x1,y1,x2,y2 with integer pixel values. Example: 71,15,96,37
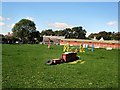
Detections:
2,44,119,88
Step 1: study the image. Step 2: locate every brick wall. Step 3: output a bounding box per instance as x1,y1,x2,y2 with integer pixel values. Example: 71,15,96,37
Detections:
60,39,120,49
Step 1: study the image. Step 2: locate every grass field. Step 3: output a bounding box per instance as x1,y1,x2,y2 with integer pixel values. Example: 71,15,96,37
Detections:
2,44,119,88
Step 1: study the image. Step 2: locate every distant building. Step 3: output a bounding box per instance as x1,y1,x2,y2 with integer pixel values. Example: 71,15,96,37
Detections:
60,39,120,49
43,36,65,45
42,35,120,49
5,32,13,37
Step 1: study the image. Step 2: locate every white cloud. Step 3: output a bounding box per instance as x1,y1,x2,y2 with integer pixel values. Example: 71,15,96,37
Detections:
6,18,10,20
48,22,72,29
26,17,34,21
6,23,15,28
106,21,117,27
36,26,40,30
86,32,91,37
0,22,5,26
0,16,11,21
0,32,7,35
86,31,98,37
0,16,5,21
11,23,15,28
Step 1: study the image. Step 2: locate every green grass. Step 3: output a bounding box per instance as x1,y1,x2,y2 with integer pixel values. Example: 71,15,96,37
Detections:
2,44,119,88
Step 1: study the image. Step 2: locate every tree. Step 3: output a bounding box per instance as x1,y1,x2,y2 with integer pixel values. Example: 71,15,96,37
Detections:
64,28,71,38
41,29,54,36
12,19,36,43
28,31,41,44
71,26,86,39
96,31,107,40
54,30,65,36
88,33,98,39
88,31,120,40
96,31,115,40
114,32,120,40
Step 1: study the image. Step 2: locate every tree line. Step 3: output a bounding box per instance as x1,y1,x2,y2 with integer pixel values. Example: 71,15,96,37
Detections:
1,19,119,44
88,31,120,40
41,26,87,39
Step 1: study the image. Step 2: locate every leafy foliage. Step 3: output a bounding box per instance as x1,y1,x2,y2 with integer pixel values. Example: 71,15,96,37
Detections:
11,19,119,42
88,31,120,40
41,29,54,36
12,19,37,43
41,26,87,39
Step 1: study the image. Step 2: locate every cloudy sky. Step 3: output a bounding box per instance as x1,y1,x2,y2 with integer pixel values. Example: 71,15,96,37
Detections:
1,1,118,36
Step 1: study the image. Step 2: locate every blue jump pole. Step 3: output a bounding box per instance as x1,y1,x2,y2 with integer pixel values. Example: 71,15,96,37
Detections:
91,44,94,52
86,44,88,52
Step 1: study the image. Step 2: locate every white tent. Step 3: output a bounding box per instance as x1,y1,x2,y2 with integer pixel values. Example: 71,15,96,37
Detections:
99,37,104,41
93,36,97,40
